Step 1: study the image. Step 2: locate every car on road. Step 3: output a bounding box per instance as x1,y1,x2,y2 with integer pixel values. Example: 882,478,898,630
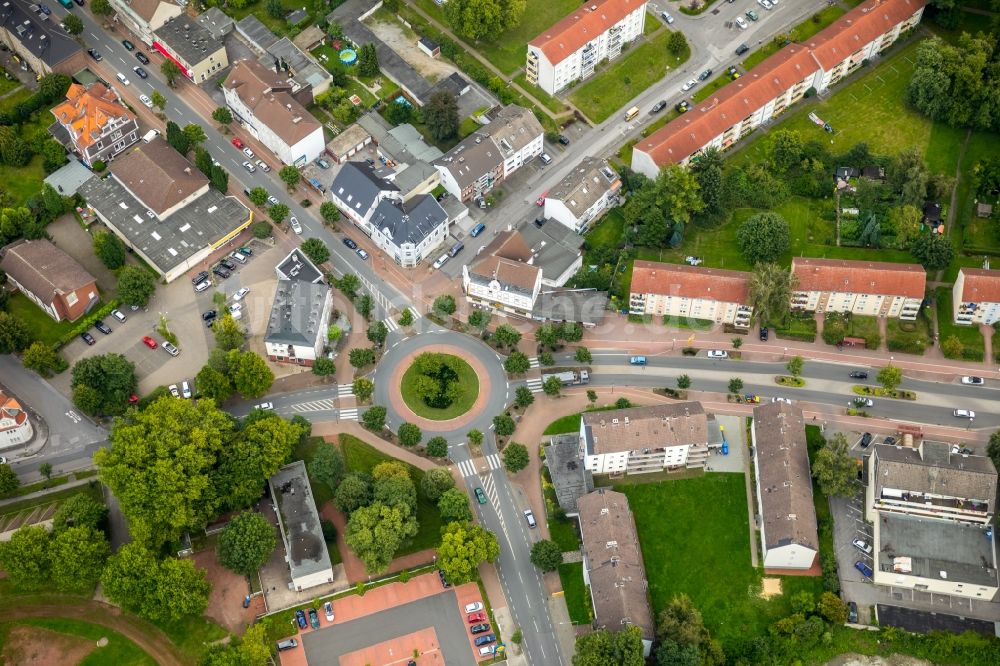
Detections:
468,611,486,623
169,384,180,398
675,100,690,113
629,356,647,365
471,623,491,634
471,222,486,237
294,609,307,630
852,538,873,555
772,397,792,404
847,601,858,624
859,432,873,448
231,137,244,149
202,309,217,321
139,94,153,108
116,72,130,86
142,336,158,349
735,43,750,56
80,331,96,346
438,569,450,588
255,402,274,411
95,321,112,335
475,487,487,504
234,287,250,301
38,3,51,14
698,69,713,81
255,160,270,172
356,248,369,260
854,560,873,579
849,371,868,379
524,509,537,528
759,326,768,341
133,66,148,79
681,79,697,92
162,341,179,357
854,397,874,408
707,350,729,359
649,100,667,114
87,48,102,61
954,409,976,418
136,51,150,65
308,608,320,629
464,602,484,613
746,9,759,21
242,147,255,159
213,266,231,279
474,634,497,646
290,217,303,234
735,16,749,29
961,376,984,385
343,237,358,250
324,601,334,622
181,381,192,398
660,11,673,23
122,39,135,51
266,195,279,207
111,309,127,323
242,161,256,173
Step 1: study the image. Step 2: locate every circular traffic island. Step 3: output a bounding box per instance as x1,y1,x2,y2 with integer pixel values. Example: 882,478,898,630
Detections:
400,352,480,420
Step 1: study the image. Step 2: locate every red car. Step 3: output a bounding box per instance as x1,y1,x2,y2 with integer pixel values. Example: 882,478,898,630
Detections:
142,336,158,349
536,191,547,206
467,612,486,624
231,137,244,149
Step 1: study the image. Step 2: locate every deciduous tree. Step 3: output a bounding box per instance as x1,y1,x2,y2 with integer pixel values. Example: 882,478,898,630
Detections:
444,0,526,42
349,347,376,368
426,436,448,458
494,323,521,348
212,107,233,126
50,526,110,593
504,351,531,374
398,422,422,447
433,294,456,315
467,429,484,446
269,203,289,223
353,377,375,402
818,591,849,624
345,501,417,573
543,375,562,396
161,60,181,87
362,405,387,431
335,473,372,514
530,539,562,571
424,92,459,141
812,432,857,498
312,357,336,376
514,385,535,408
195,364,233,403
227,350,274,398
62,13,83,34
183,123,207,147
438,487,472,523
320,201,340,224
436,521,499,585
420,467,455,501
0,463,19,497
117,265,156,307
218,511,277,576
748,262,796,326
0,525,50,589
21,341,64,377
493,413,515,437
102,542,210,622
877,364,903,391
367,320,388,345
502,442,529,473
279,166,301,189
71,353,137,416
249,187,268,207
737,212,790,265
786,356,804,378
573,626,645,666
909,232,954,270
217,415,300,510
309,442,345,492
52,494,108,534
575,347,592,363
213,314,245,351
728,377,743,394
93,230,126,269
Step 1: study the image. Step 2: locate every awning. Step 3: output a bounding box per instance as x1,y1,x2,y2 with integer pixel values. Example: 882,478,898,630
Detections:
151,42,192,80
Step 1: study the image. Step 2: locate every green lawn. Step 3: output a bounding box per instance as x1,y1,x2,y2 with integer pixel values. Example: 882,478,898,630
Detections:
570,31,690,123
149,615,227,663
512,74,568,115
741,6,848,71
0,154,47,207
310,45,379,108
558,562,592,624
543,413,581,436
549,516,581,552
5,292,83,347
219,0,317,37
936,287,985,361
400,354,479,420
956,131,1000,258
338,434,443,554
886,312,933,355
0,483,104,525
691,71,739,104
841,314,881,348
619,474,823,647
0,618,155,665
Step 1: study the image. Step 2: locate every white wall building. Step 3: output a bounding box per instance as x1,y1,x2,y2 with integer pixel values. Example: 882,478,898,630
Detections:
629,260,753,328
526,0,647,95
268,461,334,591
463,231,543,317
109,0,182,46
791,258,925,320
0,391,33,449
952,267,1000,326
543,157,622,233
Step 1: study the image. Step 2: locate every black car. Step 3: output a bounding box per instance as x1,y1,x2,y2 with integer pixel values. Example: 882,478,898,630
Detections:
735,43,750,56
343,238,358,250
81,332,96,346
38,4,51,15
759,326,768,341
136,52,150,65
192,270,209,284
438,569,450,588
698,69,713,81
202,310,218,321
122,39,135,51
294,609,307,630
74,0,85,6
883,436,896,446
534,216,546,227
133,66,148,79
849,371,869,379
212,267,231,279
470,623,491,634
557,134,570,145
649,100,667,114
847,602,858,624
94,321,112,335
675,100,690,113
860,432,873,448
219,258,236,270
87,48,102,62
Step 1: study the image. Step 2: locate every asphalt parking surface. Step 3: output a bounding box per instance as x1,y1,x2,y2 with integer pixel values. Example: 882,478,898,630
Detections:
302,589,476,666
877,604,997,636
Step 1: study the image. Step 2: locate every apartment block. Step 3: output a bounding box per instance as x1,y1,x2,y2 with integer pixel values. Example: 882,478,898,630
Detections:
791,258,925,320
629,260,753,328
543,157,622,233
952,267,1000,326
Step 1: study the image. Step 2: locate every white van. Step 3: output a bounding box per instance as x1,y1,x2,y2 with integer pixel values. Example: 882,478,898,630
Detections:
539,152,552,165
524,509,537,528
142,129,160,143
116,72,130,86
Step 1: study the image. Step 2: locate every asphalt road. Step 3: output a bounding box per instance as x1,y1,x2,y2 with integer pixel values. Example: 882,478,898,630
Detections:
302,589,476,666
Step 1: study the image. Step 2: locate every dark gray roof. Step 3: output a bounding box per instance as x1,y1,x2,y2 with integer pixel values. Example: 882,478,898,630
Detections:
431,72,470,98
153,14,218,66
873,441,997,504
195,7,234,41
544,435,593,515
536,289,608,325
269,461,333,584
235,15,279,53
520,221,585,282
0,0,82,68
878,513,998,588
265,37,329,92
369,194,447,246
331,162,398,215
275,248,323,284
285,8,308,25
265,280,329,346
419,36,438,50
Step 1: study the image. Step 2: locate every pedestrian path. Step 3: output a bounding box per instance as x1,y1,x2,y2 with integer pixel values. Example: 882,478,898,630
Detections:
337,383,354,397
457,458,478,478
526,378,544,393
385,316,400,332
291,398,337,413
339,407,359,421
457,454,503,478
529,356,540,369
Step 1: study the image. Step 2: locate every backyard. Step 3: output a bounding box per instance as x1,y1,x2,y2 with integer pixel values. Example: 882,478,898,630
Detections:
557,562,592,625
936,287,985,361
5,293,81,348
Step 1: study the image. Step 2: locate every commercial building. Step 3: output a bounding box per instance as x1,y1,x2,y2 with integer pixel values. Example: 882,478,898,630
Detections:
864,441,998,600
576,489,654,657
463,231,542,317
268,461,335,591
153,14,229,83
751,402,819,571
526,0,647,95
0,390,32,449
952,267,1000,326
579,403,709,475
264,280,333,367
49,83,139,168
434,105,543,202
543,157,621,233
0,0,86,76
109,0,181,47
633,0,925,175
224,59,325,167
791,258,925,320
79,139,252,283
0,239,98,322
629,260,753,328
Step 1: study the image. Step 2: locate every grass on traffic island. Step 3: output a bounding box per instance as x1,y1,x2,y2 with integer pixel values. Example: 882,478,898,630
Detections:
852,385,917,400
774,376,805,388
400,353,480,421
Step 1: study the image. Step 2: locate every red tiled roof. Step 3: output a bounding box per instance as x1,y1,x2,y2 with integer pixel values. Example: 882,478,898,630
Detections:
636,0,926,168
529,0,646,66
792,258,926,299
630,260,751,304
958,268,1000,304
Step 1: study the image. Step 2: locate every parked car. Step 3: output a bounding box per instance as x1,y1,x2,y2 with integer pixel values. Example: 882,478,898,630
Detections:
471,623,491,634
277,638,298,651
432,254,449,269
849,371,868,379
859,432,873,448
136,51,150,64
735,43,750,56
308,609,319,629
242,161,256,173
191,270,210,284
954,409,975,418
315,157,331,169
195,280,211,292
728,65,741,80
234,287,250,301
87,48,102,61
475,487,487,504
707,350,729,359
735,16,749,29
557,134,570,145
169,384,180,398
961,376,984,385
759,326,768,341
758,0,773,9
212,266,231,279
438,569,450,588
231,137,244,149
746,9,759,21
649,100,667,114
698,69,713,81
629,356,647,365
294,610,307,629
181,381,191,398
121,39,135,50
471,223,487,238
142,336,158,349
111,309,127,323
202,309,218,321
324,601,334,621
219,258,236,271
238,246,253,257
464,602,484,613
474,634,497,647
854,561,873,578
524,509,536,528
852,538,873,555
854,397,874,408
95,320,112,335
162,341,179,357
660,11,673,23
242,147,255,159
343,237,358,250
80,332,96,346
139,94,153,108
681,79,697,91
675,100,690,113
255,160,270,172
847,602,858,624
115,72,130,86
290,217,303,234
356,248,369,260
266,195,279,207
468,611,486,624
883,436,896,446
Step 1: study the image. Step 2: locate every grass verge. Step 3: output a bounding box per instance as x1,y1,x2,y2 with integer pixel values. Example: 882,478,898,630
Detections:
399,354,480,420
557,562,592,624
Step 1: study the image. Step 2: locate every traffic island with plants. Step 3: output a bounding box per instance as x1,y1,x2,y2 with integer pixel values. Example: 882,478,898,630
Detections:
775,376,806,387
400,352,479,420
775,356,806,387
852,385,917,400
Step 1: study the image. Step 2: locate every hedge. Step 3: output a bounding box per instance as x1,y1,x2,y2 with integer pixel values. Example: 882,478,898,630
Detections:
55,299,120,350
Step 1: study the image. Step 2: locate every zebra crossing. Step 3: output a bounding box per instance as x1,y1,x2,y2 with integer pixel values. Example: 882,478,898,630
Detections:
384,316,400,332
339,408,359,421
526,378,544,393
528,356,540,369
291,398,337,413
456,454,503,478
336,384,354,398
486,453,502,471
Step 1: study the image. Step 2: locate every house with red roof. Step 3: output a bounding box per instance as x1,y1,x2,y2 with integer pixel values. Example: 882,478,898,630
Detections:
525,0,647,95
791,258,925,320
953,268,1000,326
633,0,925,176
629,260,753,328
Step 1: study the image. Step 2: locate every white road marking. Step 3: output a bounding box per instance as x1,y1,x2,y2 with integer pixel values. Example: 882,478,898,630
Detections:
339,408,359,421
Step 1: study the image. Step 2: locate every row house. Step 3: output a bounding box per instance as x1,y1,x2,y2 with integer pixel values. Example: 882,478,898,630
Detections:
791,258,925,320
952,267,1000,326
629,260,753,329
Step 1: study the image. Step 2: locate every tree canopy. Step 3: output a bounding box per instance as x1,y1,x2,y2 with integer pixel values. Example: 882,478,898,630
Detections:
444,0,526,40
71,353,136,416
102,542,210,622
502,442,529,473
737,212,790,265
573,625,645,666
906,35,1000,132
424,92,460,141
218,511,278,577
812,432,857,498
436,521,499,584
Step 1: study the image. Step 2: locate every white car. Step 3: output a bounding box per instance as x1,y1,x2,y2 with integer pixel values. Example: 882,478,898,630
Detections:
168,384,180,397
854,397,874,408
116,72,130,86
181,381,192,399
735,16,749,30
684,256,703,266
267,195,279,206
852,538,872,555
0,456,6,465
432,254,449,269
954,409,976,418
290,216,302,234
758,0,773,9
242,161,256,173
660,11,674,24
960,376,984,385
464,602,484,614
771,397,792,404
242,147,255,159
681,79,698,92
228,303,243,320
256,401,273,411
234,287,250,301
707,350,729,359
324,601,334,622
139,94,153,108
255,160,270,172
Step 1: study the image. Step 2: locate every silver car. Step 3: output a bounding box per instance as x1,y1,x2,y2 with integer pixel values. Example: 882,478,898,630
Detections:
290,216,302,234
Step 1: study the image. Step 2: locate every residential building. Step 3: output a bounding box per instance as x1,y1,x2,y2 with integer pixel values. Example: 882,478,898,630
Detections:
49,83,139,168
434,105,543,201
330,162,449,267
526,0,647,95
109,0,181,46
195,7,234,41
579,403,709,475
543,157,622,233
355,113,443,199
520,221,585,288
952,267,1000,326
264,279,333,366
751,402,819,571
463,231,542,317
0,390,32,449
629,260,753,328
632,0,925,175
268,461,335,591
576,489,654,656
0,0,86,76
235,15,332,97
275,248,324,284
791,258,925,320
0,239,98,322
864,441,998,600
79,139,252,283
544,435,594,516
153,14,229,83
223,59,325,167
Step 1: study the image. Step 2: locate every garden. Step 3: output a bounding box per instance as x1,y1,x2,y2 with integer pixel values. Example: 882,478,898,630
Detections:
400,352,479,420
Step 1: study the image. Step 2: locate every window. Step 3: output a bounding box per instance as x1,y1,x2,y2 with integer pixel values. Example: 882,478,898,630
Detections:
66,292,79,306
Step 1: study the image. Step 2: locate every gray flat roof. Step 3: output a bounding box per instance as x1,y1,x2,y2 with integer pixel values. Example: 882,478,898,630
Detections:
544,435,592,515
536,289,608,325
265,37,330,91
44,159,93,196
520,221,584,280
154,14,218,66
270,460,333,583
879,513,998,588
266,280,329,346
276,248,323,284
79,175,249,276
235,15,279,53
195,7,234,41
